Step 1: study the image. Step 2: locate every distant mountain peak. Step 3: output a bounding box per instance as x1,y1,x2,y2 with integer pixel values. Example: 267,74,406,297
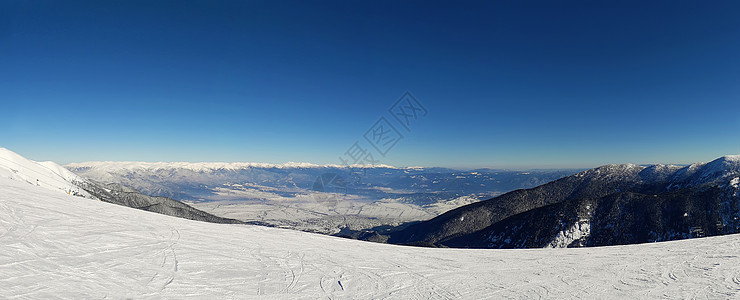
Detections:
64,161,399,171
572,163,645,181
596,163,643,170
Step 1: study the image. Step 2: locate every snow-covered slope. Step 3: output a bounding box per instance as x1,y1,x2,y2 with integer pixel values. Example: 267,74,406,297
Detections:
0,148,93,198
2,176,739,298
0,148,242,224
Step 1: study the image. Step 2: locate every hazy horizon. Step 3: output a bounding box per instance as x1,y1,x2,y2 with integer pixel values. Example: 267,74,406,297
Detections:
5,146,735,171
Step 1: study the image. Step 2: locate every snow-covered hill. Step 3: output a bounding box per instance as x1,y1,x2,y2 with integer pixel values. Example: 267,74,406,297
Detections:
0,148,241,224
0,147,93,198
1,174,740,298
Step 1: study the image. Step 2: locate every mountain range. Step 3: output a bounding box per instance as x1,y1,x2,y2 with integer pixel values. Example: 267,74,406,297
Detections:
384,155,740,248
4,147,739,250
65,160,576,234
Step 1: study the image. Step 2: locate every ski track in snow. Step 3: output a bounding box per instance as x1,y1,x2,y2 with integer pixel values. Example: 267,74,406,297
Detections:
1,177,740,299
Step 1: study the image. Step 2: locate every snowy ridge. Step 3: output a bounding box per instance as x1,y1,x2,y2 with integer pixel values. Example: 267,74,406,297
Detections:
569,156,740,188
66,161,399,172
573,163,645,178
722,154,740,162
666,155,740,190
0,148,93,198
2,175,740,298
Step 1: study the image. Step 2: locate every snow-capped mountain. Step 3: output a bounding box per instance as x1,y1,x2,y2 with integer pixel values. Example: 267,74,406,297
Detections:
65,161,572,202
386,155,740,248
65,160,398,172
2,172,739,298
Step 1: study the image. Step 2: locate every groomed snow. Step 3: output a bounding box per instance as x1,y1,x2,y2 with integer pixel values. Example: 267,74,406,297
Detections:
2,177,739,299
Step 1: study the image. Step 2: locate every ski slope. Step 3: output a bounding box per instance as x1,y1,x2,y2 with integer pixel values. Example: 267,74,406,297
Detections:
1,177,739,299
0,148,93,199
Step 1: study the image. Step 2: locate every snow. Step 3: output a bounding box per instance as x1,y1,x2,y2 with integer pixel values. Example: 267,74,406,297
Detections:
731,177,739,189
672,154,740,187
186,195,435,234
724,154,740,162
2,177,740,298
423,195,482,215
65,161,398,172
547,220,591,248
0,148,93,198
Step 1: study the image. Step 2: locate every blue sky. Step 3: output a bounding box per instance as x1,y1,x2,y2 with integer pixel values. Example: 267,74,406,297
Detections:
2,1,739,168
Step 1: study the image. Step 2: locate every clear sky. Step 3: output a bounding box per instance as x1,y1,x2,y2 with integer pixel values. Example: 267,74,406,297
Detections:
2,1,739,169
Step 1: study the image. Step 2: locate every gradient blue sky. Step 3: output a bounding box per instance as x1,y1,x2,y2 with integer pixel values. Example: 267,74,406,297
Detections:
2,1,739,168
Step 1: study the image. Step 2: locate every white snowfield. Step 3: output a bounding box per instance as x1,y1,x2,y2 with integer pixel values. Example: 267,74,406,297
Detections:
2,177,740,299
